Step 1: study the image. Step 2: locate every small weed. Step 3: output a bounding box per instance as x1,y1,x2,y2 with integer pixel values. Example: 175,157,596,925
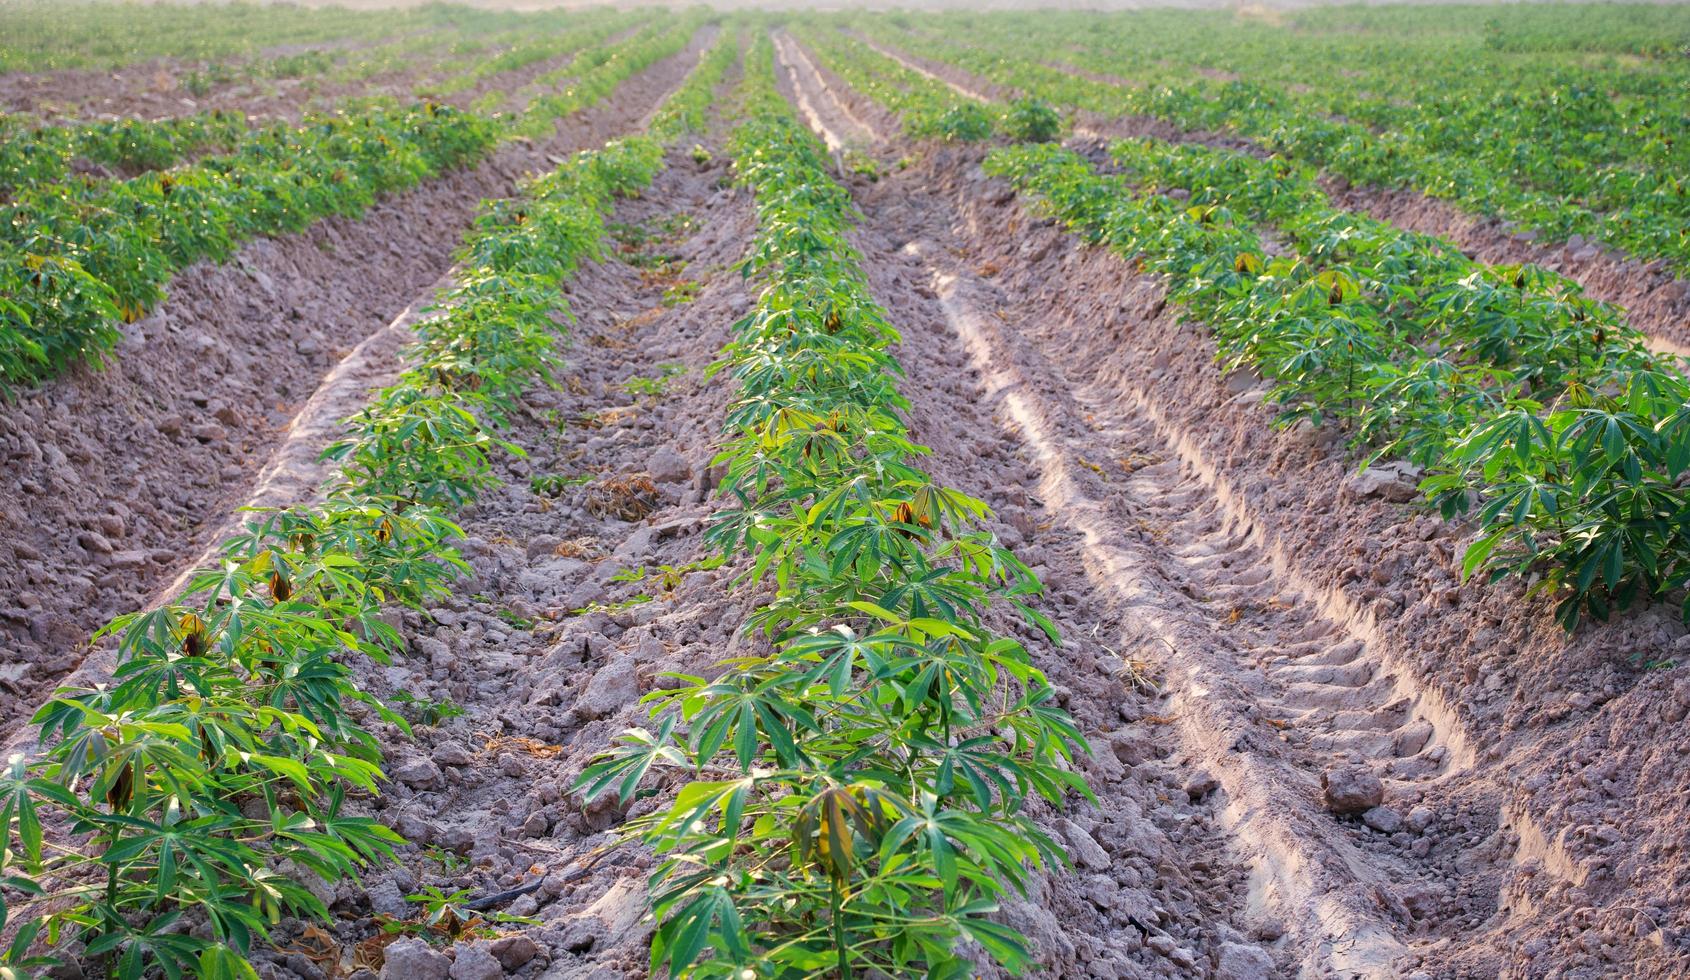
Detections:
530,472,594,496
608,213,695,252
420,846,470,876
609,555,722,593
568,593,653,616
845,151,882,182
497,608,537,631
661,279,700,306
391,886,538,943
621,363,686,399
389,691,466,727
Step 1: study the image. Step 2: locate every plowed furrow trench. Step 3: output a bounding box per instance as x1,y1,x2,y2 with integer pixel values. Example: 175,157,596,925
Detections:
851,233,1265,980
845,160,1514,976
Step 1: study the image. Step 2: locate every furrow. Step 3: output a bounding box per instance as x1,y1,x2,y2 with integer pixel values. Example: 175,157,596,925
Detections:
772,31,877,151
914,242,1418,977
859,167,1521,975
854,34,995,104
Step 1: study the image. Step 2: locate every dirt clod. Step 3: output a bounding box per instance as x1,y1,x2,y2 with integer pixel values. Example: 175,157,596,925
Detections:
379,938,449,980
1322,766,1385,815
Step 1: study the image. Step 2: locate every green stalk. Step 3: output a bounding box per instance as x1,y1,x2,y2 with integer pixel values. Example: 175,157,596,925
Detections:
830,876,852,979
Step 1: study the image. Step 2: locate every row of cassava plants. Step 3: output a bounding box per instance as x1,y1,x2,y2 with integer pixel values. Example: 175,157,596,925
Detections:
0,9,639,198
425,8,639,98
0,13,704,394
0,134,668,979
645,32,739,144
575,36,1091,979
0,100,501,391
983,140,1690,631
0,110,249,196
847,12,1690,275
0,0,446,72
508,16,707,140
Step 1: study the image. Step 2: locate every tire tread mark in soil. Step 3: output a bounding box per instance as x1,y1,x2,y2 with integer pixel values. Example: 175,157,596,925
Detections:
857,168,1516,976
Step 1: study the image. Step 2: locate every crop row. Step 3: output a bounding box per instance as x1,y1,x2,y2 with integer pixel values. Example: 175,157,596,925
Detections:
0,110,251,197
507,17,703,141
0,2,646,77
645,31,739,144
985,139,1690,630
0,1,439,73
1047,7,1690,228
0,9,647,201
575,34,1089,979
851,13,1690,276
0,83,700,980
427,9,640,99
0,16,703,394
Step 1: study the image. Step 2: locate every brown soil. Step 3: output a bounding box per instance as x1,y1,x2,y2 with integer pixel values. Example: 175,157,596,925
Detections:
8,27,1690,980
251,104,1273,980
0,30,713,746
239,138,754,980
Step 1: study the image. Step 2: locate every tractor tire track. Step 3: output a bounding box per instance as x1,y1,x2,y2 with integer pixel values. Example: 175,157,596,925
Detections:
866,181,1507,977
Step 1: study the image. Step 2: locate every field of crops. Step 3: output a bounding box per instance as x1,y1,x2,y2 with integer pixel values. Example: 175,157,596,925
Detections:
2,3,1689,978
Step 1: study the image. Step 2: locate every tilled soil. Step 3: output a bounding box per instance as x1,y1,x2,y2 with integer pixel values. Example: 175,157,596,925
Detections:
0,30,712,744
780,44,1690,979
257,128,1280,980
913,152,1690,978
241,139,757,980
9,30,1690,980
850,170,1278,980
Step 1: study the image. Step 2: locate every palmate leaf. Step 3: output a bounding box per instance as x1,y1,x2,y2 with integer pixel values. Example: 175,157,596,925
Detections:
953,906,1032,974
687,674,818,771
781,625,916,696
574,717,686,805
197,945,261,980
650,779,755,848
793,782,891,882
0,755,78,870
652,884,748,975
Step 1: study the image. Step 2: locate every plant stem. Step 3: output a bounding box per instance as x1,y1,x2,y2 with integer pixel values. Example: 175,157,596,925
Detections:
830,876,851,979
